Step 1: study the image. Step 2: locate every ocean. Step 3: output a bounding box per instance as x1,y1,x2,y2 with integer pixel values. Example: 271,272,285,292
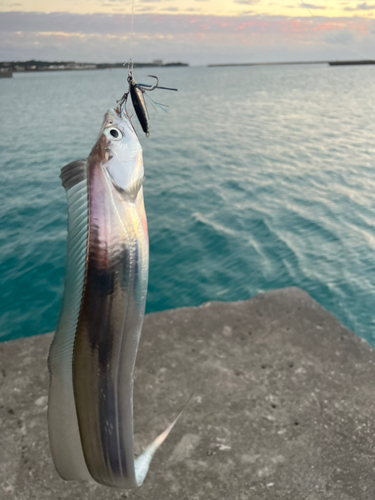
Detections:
0,65,375,344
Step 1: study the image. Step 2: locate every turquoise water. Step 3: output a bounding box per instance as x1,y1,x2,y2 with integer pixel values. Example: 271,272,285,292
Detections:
1,65,375,343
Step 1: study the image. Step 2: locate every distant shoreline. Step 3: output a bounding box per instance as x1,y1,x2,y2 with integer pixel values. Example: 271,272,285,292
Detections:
0,60,188,74
208,61,328,67
208,59,375,68
2,59,374,76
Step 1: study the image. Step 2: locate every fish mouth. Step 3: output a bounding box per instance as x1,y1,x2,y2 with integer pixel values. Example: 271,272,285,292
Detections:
104,108,136,136
100,109,120,134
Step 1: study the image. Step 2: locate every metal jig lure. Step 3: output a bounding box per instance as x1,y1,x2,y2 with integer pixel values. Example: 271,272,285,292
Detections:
118,70,177,137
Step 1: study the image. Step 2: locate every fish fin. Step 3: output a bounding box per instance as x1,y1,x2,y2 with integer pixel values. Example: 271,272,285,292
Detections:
134,415,179,486
48,164,91,481
134,395,193,486
60,160,87,190
109,175,145,202
124,177,145,201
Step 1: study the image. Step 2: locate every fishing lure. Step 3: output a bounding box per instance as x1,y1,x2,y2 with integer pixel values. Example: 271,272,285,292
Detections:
118,70,177,137
48,106,180,489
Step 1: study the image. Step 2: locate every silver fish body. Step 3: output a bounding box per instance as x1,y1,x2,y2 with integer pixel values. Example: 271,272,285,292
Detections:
48,109,171,488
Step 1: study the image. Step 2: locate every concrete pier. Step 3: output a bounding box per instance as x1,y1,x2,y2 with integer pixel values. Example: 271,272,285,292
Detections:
1,287,375,499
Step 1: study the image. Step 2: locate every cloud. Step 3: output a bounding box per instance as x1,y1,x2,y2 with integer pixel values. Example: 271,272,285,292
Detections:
322,27,356,43
233,0,259,4
355,2,375,9
137,5,157,11
0,11,374,65
300,3,327,9
344,2,375,10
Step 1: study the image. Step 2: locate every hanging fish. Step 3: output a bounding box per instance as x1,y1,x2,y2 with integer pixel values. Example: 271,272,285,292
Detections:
47,107,177,488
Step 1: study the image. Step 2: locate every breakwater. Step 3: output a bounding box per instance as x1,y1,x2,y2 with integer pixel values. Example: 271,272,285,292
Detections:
1,288,374,499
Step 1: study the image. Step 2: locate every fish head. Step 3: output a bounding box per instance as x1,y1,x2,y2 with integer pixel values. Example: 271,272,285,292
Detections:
92,108,144,194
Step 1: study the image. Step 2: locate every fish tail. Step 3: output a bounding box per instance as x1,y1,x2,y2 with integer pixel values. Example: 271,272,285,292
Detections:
134,393,193,486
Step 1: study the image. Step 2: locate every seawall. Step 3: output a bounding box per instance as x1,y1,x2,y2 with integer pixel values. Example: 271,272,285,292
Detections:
1,287,375,499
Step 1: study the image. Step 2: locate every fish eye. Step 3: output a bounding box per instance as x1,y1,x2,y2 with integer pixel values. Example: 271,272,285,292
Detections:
105,127,123,140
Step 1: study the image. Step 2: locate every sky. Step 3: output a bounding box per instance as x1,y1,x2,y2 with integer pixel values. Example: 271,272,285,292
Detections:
0,0,375,64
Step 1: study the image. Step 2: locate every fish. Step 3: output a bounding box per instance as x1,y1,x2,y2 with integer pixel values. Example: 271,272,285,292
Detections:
47,107,176,488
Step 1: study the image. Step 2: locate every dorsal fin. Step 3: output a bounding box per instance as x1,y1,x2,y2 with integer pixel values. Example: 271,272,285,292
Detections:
60,160,87,190
48,166,90,481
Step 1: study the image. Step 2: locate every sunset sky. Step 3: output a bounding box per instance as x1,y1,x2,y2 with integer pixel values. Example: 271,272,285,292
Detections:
1,0,374,64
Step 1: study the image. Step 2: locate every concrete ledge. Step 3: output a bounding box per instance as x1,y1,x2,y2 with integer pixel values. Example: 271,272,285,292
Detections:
1,287,375,499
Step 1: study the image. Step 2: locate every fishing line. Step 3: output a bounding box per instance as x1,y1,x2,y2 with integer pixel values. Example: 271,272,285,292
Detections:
120,0,136,115
117,0,178,134
300,0,370,60
129,0,135,72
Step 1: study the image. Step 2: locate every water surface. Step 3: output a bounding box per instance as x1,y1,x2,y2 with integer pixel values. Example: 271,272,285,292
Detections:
1,65,375,343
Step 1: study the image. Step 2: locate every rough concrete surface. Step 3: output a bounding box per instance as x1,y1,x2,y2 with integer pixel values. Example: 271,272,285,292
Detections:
1,287,375,500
